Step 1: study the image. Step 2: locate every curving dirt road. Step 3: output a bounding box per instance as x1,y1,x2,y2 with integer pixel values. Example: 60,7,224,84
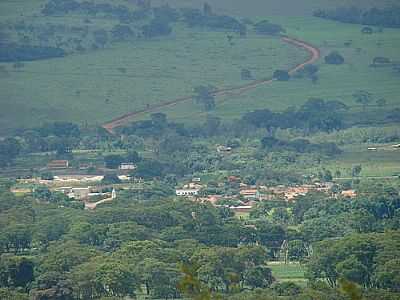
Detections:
102,36,320,133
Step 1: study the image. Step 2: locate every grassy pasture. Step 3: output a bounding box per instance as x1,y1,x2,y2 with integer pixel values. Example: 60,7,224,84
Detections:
0,23,306,131
162,16,400,124
1,0,400,132
322,146,400,178
268,262,306,284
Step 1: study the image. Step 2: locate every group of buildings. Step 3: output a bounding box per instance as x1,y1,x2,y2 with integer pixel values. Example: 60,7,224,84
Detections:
175,177,357,215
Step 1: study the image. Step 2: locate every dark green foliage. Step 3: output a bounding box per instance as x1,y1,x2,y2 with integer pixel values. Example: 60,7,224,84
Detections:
42,0,149,23
104,155,124,169
273,69,290,81
254,20,285,35
153,4,180,23
353,90,373,110
307,231,400,290
242,98,345,133
240,68,253,80
194,85,216,111
142,18,172,38
111,24,135,41
0,45,65,62
325,51,345,65
272,281,302,296
0,138,21,167
294,64,319,81
0,256,34,288
93,29,108,47
387,108,400,122
101,173,121,184
134,159,165,179
181,8,245,33
38,122,80,138
40,172,54,181
261,137,341,156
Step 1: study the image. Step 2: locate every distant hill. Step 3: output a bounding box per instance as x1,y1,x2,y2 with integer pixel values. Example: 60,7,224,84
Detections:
154,0,398,17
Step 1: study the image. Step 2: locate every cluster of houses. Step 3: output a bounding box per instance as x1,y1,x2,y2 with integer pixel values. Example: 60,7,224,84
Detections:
56,186,116,201
175,176,357,215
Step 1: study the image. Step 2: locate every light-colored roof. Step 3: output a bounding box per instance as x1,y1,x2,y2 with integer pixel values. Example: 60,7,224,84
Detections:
240,189,258,195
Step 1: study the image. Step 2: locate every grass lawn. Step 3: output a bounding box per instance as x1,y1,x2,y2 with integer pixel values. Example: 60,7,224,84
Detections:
269,262,306,284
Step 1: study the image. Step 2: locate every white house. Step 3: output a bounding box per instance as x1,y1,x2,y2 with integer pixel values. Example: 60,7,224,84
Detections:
176,189,200,197
119,163,137,170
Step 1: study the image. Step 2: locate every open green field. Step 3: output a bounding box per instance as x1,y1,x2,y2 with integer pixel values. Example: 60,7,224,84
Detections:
162,16,400,124
0,0,308,132
323,146,400,178
0,27,305,131
268,262,306,284
1,0,400,131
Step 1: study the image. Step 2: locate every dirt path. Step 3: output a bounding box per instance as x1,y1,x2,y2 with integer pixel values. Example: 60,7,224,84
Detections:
85,197,114,210
102,36,320,133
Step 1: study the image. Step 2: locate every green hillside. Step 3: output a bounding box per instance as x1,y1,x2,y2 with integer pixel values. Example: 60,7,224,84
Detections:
1,0,400,132
154,0,398,17
0,0,308,132
155,17,400,124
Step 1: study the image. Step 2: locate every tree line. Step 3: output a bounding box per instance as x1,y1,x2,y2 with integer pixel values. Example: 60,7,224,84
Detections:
314,6,400,28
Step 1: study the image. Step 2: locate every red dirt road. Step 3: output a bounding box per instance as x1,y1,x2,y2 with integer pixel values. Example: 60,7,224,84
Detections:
102,36,320,132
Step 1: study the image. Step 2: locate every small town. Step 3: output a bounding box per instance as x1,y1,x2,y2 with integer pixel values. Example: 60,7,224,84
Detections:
11,157,357,214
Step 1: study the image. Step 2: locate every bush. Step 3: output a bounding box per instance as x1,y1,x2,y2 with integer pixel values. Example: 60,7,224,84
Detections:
101,173,121,184
0,45,65,62
142,18,172,38
40,172,54,181
325,51,344,65
273,70,290,81
254,20,285,35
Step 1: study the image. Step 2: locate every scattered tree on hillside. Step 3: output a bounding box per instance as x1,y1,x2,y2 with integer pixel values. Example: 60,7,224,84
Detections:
325,51,344,65
194,85,216,111
203,2,213,16
111,24,134,41
376,98,387,108
361,26,373,34
241,68,253,80
352,165,362,177
273,70,290,81
104,154,124,169
142,18,172,38
93,29,108,48
254,20,285,35
353,90,372,111
101,173,122,184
